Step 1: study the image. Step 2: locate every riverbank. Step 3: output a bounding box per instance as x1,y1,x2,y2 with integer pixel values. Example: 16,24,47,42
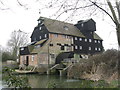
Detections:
67,49,119,87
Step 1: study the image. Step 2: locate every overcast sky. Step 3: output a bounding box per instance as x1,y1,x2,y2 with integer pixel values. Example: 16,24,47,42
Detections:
0,0,118,50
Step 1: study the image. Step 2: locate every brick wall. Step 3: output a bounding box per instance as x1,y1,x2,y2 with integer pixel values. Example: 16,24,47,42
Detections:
20,54,38,66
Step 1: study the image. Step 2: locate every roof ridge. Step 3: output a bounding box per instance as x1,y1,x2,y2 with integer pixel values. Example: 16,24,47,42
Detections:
39,16,74,25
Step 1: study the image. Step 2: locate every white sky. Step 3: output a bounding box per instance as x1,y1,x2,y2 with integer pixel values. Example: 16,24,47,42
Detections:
0,0,118,50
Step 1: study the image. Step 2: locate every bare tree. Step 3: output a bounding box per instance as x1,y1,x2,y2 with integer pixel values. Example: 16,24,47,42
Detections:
7,30,28,60
42,0,120,48
1,0,119,48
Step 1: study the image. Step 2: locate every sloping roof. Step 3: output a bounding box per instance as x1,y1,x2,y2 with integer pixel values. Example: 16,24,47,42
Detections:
93,33,103,40
39,17,85,37
35,39,47,45
38,17,102,40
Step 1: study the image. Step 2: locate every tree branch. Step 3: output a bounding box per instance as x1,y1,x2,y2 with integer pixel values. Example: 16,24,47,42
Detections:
89,0,117,25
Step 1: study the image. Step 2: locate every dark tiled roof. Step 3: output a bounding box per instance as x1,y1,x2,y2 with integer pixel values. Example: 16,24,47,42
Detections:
39,17,102,40
40,17,85,37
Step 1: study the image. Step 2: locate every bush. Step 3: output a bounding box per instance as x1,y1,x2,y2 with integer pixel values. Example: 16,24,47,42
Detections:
67,49,119,84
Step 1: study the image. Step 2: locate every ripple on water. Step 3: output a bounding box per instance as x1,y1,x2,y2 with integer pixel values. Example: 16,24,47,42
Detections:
66,79,80,82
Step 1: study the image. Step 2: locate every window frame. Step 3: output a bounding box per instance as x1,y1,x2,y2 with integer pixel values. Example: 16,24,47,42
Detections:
79,46,82,50
32,55,34,62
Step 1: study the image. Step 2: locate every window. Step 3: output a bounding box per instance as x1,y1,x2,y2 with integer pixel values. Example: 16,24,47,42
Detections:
34,37,36,41
89,47,91,50
75,46,78,49
62,35,66,38
49,44,53,46
85,39,87,42
66,35,69,39
64,26,69,30
79,38,82,41
98,40,100,43
75,37,77,40
39,36,41,39
95,47,97,51
21,48,24,51
61,46,64,50
38,20,41,24
81,23,84,27
45,34,47,38
54,34,58,38
98,48,101,51
35,45,41,49
89,39,92,42
32,55,34,62
51,54,55,58
80,46,82,50
39,26,42,30
95,40,97,43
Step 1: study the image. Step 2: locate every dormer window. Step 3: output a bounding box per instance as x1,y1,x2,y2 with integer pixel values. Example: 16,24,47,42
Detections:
21,48,24,51
64,26,69,30
38,20,41,24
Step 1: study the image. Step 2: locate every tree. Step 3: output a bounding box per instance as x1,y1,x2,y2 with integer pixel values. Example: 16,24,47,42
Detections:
44,0,120,48
7,30,28,61
0,0,119,48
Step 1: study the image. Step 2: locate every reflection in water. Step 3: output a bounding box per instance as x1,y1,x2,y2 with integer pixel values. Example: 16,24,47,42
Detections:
21,74,110,88
2,74,112,88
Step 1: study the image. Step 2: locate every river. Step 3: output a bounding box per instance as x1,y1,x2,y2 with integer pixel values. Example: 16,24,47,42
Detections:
1,74,115,88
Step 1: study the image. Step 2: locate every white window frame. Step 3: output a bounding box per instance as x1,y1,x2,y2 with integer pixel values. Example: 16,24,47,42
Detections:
39,36,41,39
89,39,92,42
39,27,42,30
64,26,69,30
98,40,100,43
95,47,97,51
21,48,24,51
89,47,91,50
98,48,101,51
79,38,82,41
75,37,77,40
95,40,97,43
75,46,78,49
85,39,87,42
81,23,84,27
32,55,34,62
79,46,82,50
45,34,47,38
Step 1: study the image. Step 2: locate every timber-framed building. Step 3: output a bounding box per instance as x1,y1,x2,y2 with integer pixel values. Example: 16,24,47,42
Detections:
19,17,103,68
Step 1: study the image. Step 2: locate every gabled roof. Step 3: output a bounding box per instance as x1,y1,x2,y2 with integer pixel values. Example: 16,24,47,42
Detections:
39,17,85,37
38,17,102,40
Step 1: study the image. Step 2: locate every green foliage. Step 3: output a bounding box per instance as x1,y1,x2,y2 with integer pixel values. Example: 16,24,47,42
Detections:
47,80,58,88
2,67,31,89
2,52,14,62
